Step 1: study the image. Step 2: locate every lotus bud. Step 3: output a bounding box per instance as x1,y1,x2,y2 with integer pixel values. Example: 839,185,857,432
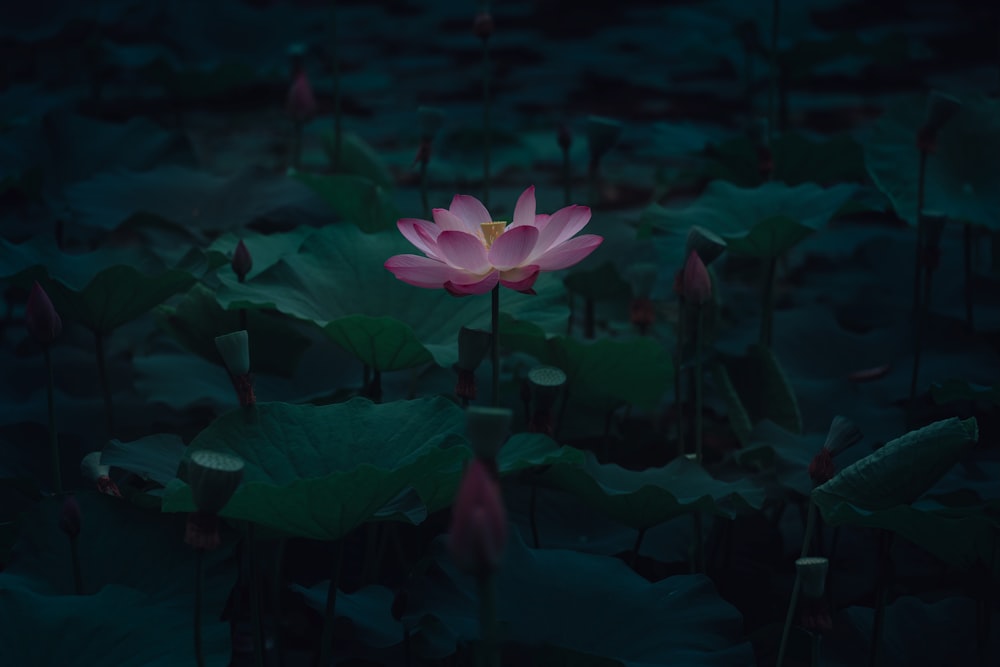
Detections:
557,123,572,153
287,69,317,123
795,557,829,599
585,115,623,166
231,239,252,283
449,459,507,576
417,106,446,141
473,11,494,41
685,226,727,267
215,330,250,376
918,91,961,151
465,406,512,461
59,495,81,539
823,416,862,456
81,451,121,497
681,250,712,305
25,281,62,345
188,450,245,516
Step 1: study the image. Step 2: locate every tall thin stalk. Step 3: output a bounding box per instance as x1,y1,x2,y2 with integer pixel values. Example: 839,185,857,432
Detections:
247,524,265,667
776,499,818,667
330,0,342,171
477,573,500,667
912,152,929,317
491,285,500,406
963,223,975,332
760,257,778,348
95,330,114,437
768,0,781,144
319,539,345,666
44,346,61,494
675,303,686,458
869,531,895,667
480,10,493,207
194,548,206,667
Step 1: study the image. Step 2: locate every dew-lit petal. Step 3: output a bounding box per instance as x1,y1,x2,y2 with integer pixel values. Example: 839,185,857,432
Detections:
533,234,603,271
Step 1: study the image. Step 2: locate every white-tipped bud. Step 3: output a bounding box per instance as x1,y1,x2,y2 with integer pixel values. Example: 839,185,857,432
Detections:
215,330,250,376
465,406,512,460
81,451,110,481
823,416,862,456
188,450,245,515
796,556,829,599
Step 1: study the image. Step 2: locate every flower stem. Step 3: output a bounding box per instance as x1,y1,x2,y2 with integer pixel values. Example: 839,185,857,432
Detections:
95,329,114,437
811,632,822,667
247,524,265,667
481,30,492,207
869,531,894,667
491,284,499,407
759,256,777,348
694,305,704,465
477,573,500,667
69,535,83,594
419,156,431,220
292,120,303,170
675,301,686,458
561,146,571,207
43,345,61,494
963,223,974,333
330,0,342,172
529,483,540,548
776,498,818,667
630,526,647,569
908,258,934,426
194,548,205,667
912,150,928,317
319,539,345,667
584,297,595,339
691,512,704,574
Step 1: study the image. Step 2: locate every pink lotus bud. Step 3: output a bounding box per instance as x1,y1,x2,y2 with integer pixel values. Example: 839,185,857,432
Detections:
232,240,252,282
449,459,507,576
681,250,712,305
287,71,317,123
60,495,81,539
473,12,494,41
25,281,62,345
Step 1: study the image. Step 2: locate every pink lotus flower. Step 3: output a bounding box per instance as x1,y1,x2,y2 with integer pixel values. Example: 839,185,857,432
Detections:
385,186,603,296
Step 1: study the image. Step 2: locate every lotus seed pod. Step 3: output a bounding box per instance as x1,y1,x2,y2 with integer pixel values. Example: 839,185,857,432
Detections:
457,326,491,372
465,406,512,460
681,250,712,305
215,330,250,376
528,366,566,412
922,91,962,136
449,458,507,576
417,106,446,141
188,450,245,515
796,557,829,599
823,416,862,456
585,115,623,164
25,281,62,345
684,226,727,267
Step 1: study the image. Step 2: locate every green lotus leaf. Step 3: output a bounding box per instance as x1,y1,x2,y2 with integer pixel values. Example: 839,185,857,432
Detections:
931,379,1000,407
322,131,395,188
161,397,472,540
101,434,187,488
500,318,672,410
291,171,400,233
813,417,978,512
642,181,857,258
865,95,1000,229
44,264,196,334
704,132,866,187
538,451,765,530
156,283,313,378
0,236,165,290
406,531,754,665
213,224,568,369
322,315,433,372
719,344,803,435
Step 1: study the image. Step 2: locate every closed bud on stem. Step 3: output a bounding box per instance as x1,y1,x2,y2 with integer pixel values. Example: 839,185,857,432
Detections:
287,69,317,123
449,459,507,576
918,91,962,152
823,416,862,457
585,115,623,166
465,406,512,461
81,451,121,497
232,240,252,282
473,11,494,41
25,281,62,345
60,495,81,539
681,250,712,305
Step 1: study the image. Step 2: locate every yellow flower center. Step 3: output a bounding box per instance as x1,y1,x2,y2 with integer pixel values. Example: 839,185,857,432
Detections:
480,221,507,248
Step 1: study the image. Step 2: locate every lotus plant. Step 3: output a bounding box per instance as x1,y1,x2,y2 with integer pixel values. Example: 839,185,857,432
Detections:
385,186,603,404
